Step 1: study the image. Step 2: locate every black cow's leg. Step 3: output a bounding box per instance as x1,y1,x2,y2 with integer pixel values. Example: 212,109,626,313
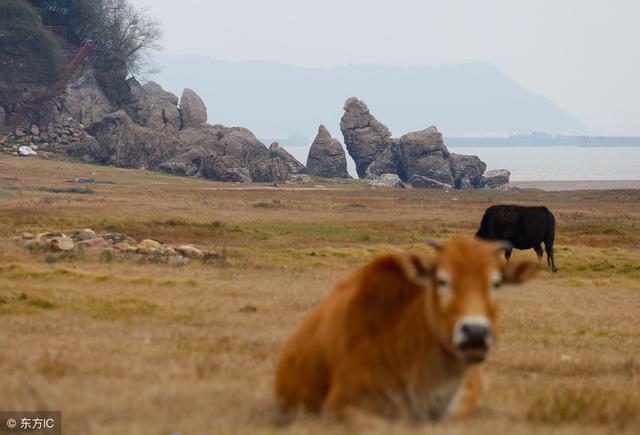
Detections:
504,249,512,261
544,240,557,272
534,244,544,260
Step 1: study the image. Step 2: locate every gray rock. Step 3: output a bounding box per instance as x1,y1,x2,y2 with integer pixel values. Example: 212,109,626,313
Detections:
449,153,487,188
340,97,393,178
63,70,114,127
159,147,211,177
249,156,289,182
84,110,179,169
306,125,351,179
201,155,251,183
269,142,305,174
408,175,453,190
399,127,449,158
179,88,208,129
365,144,400,177
396,127,455,184
289,174,312,184
0,106,5,129
368,173,405,188
140,82,181,132
480,169,511,189
18,145,37,156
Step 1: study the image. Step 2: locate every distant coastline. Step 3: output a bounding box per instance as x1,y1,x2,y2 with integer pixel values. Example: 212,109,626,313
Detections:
445,133,640,147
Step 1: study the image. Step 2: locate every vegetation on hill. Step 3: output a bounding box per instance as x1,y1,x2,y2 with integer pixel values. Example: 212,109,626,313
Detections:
0,0,66,88
0,0,161,107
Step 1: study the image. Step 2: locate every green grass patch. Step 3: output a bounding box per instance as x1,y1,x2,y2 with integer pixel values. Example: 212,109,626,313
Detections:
39,187,96,195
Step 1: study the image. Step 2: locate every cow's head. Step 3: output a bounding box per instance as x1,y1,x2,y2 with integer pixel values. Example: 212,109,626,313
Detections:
395,238,538,364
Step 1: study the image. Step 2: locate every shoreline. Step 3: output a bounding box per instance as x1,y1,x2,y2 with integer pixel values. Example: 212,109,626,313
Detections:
511,179,640,191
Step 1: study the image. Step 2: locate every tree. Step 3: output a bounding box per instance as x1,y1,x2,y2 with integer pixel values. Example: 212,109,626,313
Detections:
89,0,162,104
0,0,65,90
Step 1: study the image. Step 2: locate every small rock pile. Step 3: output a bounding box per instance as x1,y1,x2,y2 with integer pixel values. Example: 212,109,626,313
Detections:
2,116,87,156
17,229,224,263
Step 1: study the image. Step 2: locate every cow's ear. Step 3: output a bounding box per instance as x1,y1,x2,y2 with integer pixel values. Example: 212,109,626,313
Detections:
396,252,434,287
502,260,539,284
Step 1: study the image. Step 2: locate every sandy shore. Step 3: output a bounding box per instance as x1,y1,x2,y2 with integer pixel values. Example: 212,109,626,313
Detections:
511,179,640,191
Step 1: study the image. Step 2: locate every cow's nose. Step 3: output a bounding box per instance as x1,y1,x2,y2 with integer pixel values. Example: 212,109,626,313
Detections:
453,317,493,356
461,322,491,342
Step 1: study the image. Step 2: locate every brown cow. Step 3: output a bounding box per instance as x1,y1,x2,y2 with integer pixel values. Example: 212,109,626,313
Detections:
275,237,538,421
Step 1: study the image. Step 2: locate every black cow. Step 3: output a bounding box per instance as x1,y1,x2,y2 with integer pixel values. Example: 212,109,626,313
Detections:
475,205,557,272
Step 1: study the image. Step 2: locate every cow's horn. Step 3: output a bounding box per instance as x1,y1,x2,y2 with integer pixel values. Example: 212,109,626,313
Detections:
493,240,513,251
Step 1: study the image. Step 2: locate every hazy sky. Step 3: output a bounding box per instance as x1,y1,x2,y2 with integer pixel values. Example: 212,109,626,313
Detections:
131,0,639,135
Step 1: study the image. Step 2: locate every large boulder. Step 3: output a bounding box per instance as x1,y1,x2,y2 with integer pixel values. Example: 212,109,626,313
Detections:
249,156,289,182
397,128,454,185
449,153,487,188
306,125,350,178
0,106,6,129
84,110,179,169
201,154,251,183
269,142,305,174
368,173,405,188
179,89,208,129
139,82,181,132
480,169,511,190
159,147,210,177
63,70,113,127
366,144,400,178
340,97,393,177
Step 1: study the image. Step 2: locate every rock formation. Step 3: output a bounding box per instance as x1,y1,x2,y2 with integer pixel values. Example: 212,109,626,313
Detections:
340,98,393,178
179,88,208,129
269,142,305,174
340,97,510,189
480,169,511,190
63,70,113,127
306,125,351,178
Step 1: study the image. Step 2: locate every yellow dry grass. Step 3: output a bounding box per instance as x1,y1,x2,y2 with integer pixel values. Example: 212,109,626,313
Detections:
1,157,639,435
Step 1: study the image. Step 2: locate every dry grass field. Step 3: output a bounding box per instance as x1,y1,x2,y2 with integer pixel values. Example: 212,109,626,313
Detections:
1,156,639,435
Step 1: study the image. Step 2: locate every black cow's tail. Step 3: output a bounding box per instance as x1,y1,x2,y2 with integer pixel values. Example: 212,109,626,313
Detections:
544,208,557,271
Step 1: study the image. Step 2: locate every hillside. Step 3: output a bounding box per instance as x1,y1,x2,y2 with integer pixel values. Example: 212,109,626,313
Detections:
151,56,585,139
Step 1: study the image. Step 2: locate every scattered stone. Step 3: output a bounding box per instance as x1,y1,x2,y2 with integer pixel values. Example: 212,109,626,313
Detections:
72,229,98,242
139,239,162,250
367,173,405,188
289,174,312,184
176,245,204,260
76,237,108,249
21,232,35,240
239,304,258,313
408,175,453,190
18,146,37,156
49,236,75,251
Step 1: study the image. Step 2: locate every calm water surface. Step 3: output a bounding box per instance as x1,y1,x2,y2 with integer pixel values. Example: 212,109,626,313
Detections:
287,146,640,181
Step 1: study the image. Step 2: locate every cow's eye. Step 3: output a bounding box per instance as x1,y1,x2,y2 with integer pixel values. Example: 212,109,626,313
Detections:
489,271,502,291
436,272,451,301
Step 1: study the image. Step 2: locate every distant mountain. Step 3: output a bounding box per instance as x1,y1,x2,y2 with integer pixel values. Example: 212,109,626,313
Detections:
149,55,585,141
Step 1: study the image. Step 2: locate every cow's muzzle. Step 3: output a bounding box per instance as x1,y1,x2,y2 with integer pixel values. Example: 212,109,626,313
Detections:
453,317,493,363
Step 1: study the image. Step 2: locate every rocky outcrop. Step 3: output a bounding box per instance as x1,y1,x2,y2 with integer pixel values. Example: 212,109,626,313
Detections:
84,110,179,169
449,153,486,188
138,82,181,132
201,154,252,183
480,169,510,189
63,70,113,127
340,98,393,178
269,142,305,174
339,97,509,189
179,88,207,129
306,125,350,178
0,106,6,129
